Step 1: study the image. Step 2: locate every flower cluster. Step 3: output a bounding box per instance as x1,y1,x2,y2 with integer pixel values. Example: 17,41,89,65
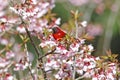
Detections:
92,63,117,80
40,32,119,80
41,38,95,79
0,51,14,80
10,0,55,19
9,0,55,35
0,0,8,17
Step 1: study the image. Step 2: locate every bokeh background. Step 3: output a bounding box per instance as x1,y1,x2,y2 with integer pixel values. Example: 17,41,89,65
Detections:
53,0,120,60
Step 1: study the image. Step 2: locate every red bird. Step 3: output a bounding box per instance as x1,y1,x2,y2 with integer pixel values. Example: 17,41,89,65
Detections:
52,27,66,41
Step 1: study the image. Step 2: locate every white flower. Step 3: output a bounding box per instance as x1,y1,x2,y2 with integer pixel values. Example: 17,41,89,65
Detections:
6,75,13,80
55,46,68,54
0,0,8,11
70,43,80,52
9,7,18,14
54,74,61,79
92,77,98,80
95,57,100,60
24,62,29,69
55,18,61,25
31,69,35,74
0,17,7,22
0,58,10,68
17,27,26,33
106,73,115,80
88,44,94,51
83,66,88,71
0,68,8,74
0,61,10,68
32,0,37,4
6,51,15,59
40,40,57,48
81,21,87,27
76,70,84,75
67,60,73,65
0,38,8,45
45,59,60,71
14,62,29,71
98,74,106,80
44,66,51,71
69,0,89,6
36,9,48,18
0,12,5,17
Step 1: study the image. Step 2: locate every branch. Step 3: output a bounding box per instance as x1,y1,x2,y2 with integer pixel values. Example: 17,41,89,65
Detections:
28,66,35,80
25,28,47,80
24,42,35,80
72,56,76,80
18,14,42,57
75,75,85,80
25,28,41,57
75,20,78,39
38,48,56,60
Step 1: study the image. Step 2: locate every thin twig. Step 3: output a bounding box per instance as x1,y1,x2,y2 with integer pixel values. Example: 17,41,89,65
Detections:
28,66,35,80
38,48,56,60
75,11,79,39
75,75,85,80
25,28,47,80
20,18,47,79
75,20,79,39
25,28,41,57
73,12,79,79
24,42,35,80
72,57,76,80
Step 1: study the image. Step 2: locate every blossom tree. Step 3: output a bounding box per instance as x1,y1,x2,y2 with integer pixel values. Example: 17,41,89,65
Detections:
0,0,120,80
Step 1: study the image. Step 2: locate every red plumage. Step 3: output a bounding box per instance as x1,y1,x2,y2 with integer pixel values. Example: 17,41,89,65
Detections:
52,27,66,41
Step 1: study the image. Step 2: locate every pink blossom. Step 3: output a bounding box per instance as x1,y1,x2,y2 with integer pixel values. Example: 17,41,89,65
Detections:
40,40,57,48
0,57,10,68
14,60,29,71
69,0,89,6
0,17,9,32
10,0,55,19
16,26,26,33
111,3,119,12
0,37,8,45
87,24,103,37
44,59,60,71
54,63,72,79
6,51,15,59
70,43,80,52
0,0,8,17
4,73,13,80
92,0,103,4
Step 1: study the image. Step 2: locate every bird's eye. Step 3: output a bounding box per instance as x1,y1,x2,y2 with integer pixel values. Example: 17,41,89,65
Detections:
52,27,58,33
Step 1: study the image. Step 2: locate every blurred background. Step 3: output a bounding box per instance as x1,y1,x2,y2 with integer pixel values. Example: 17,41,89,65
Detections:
53,0,120,60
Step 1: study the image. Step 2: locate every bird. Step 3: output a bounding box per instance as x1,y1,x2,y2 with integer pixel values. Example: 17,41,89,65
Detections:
52,27,66,41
